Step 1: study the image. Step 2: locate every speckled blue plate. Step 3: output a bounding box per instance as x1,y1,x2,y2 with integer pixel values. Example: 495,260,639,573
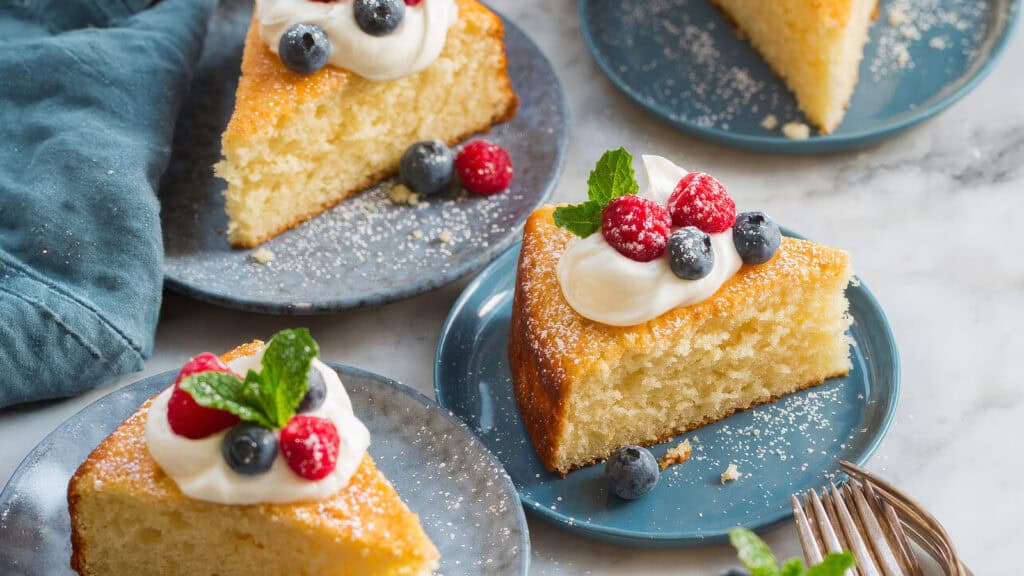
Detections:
434,238,899,547
160,0,566,314
0,364,529,575
580,0,1020,153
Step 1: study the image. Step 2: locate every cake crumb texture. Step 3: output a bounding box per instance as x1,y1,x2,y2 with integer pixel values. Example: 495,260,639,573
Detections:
509,206,854,474
659,439,693,470
217,0,518,247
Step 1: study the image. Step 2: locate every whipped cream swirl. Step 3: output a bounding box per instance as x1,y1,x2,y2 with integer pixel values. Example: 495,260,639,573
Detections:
556,155,743,327
257,0,458,81
145,353,370,505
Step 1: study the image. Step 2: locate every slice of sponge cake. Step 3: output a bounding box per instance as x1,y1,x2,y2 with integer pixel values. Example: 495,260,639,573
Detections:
509,206,854,474
710,0,878,133
216,0,517,248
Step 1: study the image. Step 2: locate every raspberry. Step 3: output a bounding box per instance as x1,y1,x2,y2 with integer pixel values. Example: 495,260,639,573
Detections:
666,172,736,233
280,415,341,481
601,195,672,262
166,353,240,439
405,0,423,4
455,140,513,195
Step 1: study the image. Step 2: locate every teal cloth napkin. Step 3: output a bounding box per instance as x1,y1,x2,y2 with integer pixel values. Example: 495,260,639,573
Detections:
0,0,216,407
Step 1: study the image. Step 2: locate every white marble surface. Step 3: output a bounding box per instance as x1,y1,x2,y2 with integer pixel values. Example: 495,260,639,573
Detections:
2,1,1024,573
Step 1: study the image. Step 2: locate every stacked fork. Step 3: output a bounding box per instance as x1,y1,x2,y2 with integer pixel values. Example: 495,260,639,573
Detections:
791,460,971,576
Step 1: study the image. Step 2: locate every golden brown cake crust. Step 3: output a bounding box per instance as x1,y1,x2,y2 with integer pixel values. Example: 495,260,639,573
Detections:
224,0,517,142
508,206,852,473
68,342,439,574
220,0,519,248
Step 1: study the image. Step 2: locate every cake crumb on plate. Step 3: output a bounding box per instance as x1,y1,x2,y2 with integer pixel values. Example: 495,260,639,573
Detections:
438,229,453,243
659,439,693,470
721,463,741,484
782,122,811,140
388,184,420,206
250,248,274,264
760,114,778,130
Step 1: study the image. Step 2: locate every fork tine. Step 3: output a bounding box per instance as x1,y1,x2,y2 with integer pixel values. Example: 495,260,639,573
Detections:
830,482,881,576
809,488,852,564
792,494,824,565
879,495,924,576
845,481,901,576
816,486,861,576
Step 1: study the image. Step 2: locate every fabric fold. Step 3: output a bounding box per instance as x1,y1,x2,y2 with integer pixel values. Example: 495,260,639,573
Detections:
0,0,217,407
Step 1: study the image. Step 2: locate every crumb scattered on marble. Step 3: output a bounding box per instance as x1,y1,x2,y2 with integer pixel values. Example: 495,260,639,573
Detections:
438,229,453,243
389,183,420,206
721,463,741,484
250,248,274,264
760,114,778,130
660,439,693,470
782,122,811,140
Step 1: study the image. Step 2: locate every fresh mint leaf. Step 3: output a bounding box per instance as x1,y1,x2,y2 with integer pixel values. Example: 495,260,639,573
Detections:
805,552,855,576
552,200,603,238
587,147,638,204
179,371,275,428
256,328,319,427
729,528,780,576
780,557,805,576
552,148,640,238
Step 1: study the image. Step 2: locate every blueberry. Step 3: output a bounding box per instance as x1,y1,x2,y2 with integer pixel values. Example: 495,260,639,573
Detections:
278,24,331,75
297,365,327,413
719,568,751,576
668,227,715,280
604,446,659,500
732,211,781,265
400,140,454,195
221,423,277,475
354,0,405,36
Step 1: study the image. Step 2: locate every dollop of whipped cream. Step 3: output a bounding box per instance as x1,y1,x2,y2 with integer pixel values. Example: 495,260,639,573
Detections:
556,155,743,327
145,353,370,505
257,0,458,81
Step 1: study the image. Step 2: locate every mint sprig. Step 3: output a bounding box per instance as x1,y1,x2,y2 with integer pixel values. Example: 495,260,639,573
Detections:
179,328,320,428
729,528,855,576
552,147,638,238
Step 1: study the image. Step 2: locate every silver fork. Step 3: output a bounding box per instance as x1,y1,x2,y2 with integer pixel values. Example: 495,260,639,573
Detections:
790,460,971,576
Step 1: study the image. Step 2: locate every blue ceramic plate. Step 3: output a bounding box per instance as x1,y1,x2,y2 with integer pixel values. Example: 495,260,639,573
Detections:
580,0,1020,153
161,0,566,314
0,365,529,575
434,239,899,547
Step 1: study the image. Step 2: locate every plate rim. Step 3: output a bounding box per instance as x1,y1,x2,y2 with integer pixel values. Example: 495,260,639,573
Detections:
162,7,569,315
433,236,901,546
578,0,1022,154
0,363,531,574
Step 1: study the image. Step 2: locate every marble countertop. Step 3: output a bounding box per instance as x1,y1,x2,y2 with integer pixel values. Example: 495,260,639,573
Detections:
2,1,1023,573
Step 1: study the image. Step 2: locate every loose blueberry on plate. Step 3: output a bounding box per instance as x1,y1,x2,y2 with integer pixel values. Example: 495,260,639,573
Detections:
605,446,660,500
668,226,715,280
279,23,331,75
733,211,781,265
297,365,327,413
222,423,278,475
400,140,454,195
354,0,405,36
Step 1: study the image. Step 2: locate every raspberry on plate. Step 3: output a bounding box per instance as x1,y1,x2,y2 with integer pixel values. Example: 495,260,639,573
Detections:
280,415,341,481
667,172,736,233
601,195,672,262
455,140,514,195
167,353,240,439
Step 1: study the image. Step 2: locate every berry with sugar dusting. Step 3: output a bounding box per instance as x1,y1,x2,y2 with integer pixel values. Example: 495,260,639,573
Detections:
732,211,781,265
455,140,513,195
404,0,423,4
601,195,671,262
167,353,240,439
667,172,736,233
280,415,341,481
